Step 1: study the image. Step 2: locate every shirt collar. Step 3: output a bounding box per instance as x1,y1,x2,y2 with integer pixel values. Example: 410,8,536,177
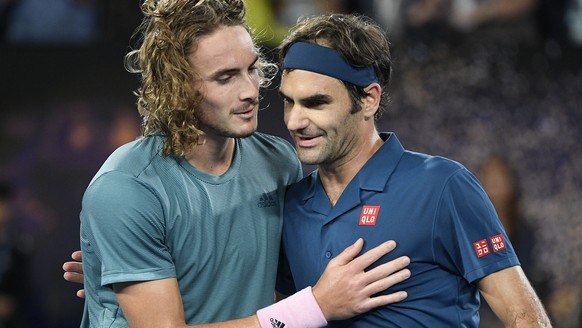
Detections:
302,132,405,202
358,132,405,191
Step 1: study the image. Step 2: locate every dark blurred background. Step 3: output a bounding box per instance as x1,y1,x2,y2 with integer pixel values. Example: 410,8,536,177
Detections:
0,0,581,327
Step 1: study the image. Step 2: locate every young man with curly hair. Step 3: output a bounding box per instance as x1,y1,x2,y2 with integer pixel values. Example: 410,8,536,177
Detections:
69,1,410,327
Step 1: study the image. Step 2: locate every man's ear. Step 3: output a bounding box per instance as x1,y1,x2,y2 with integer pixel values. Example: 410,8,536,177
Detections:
362,83,381,119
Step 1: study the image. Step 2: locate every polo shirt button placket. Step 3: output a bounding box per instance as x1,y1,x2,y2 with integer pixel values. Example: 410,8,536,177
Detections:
325,251,332,259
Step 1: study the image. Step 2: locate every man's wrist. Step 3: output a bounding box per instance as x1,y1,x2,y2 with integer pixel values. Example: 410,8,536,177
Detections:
256,287,327,328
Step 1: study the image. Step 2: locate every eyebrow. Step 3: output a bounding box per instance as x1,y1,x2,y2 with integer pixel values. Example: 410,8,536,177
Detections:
209,55,259,80
278,90,333,107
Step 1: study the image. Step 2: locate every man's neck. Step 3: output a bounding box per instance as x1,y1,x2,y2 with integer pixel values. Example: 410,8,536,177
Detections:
184,135,236,176
319,133,383,206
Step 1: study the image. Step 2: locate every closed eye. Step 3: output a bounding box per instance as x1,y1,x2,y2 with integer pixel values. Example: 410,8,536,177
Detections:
278,92,332,109
213,55,259,84
214,69,238,84
300,94,332,109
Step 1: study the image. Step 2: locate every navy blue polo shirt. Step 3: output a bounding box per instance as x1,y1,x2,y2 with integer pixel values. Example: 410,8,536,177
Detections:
277,133,519,327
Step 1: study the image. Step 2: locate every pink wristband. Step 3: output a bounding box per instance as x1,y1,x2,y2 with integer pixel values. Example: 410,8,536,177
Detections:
256,287,327,328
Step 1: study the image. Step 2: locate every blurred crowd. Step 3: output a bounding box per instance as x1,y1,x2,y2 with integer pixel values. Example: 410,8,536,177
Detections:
0,0,581,327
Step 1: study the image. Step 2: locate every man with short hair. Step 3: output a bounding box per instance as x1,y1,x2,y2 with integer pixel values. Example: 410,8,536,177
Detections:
275,13,551,327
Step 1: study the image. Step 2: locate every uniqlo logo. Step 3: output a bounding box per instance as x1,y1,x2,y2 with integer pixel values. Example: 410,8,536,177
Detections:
473,239,490,258
490,234,507,252
359,205,380,226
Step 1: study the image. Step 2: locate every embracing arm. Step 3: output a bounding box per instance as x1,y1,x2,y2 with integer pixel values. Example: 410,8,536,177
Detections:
478,266,551,327
65,238,410,327
114,278,259,328
63,255,258,327
63,251,254,327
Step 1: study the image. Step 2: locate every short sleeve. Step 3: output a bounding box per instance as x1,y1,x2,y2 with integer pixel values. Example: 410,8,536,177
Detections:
433,168,520,283
81,170,176,286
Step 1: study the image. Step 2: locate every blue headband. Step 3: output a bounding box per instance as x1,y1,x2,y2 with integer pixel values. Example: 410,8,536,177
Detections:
282,42,378,87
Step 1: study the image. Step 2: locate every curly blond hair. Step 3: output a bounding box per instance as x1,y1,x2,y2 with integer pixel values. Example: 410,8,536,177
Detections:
125,0,276,157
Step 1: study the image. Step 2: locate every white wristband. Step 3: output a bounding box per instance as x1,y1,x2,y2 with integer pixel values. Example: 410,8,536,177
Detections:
256,287,327,328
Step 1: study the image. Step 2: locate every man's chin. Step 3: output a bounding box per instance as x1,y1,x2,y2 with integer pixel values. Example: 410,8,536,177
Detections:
235,121,258,138
236,131,256,138
228,127,257,138
296,151,321,166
